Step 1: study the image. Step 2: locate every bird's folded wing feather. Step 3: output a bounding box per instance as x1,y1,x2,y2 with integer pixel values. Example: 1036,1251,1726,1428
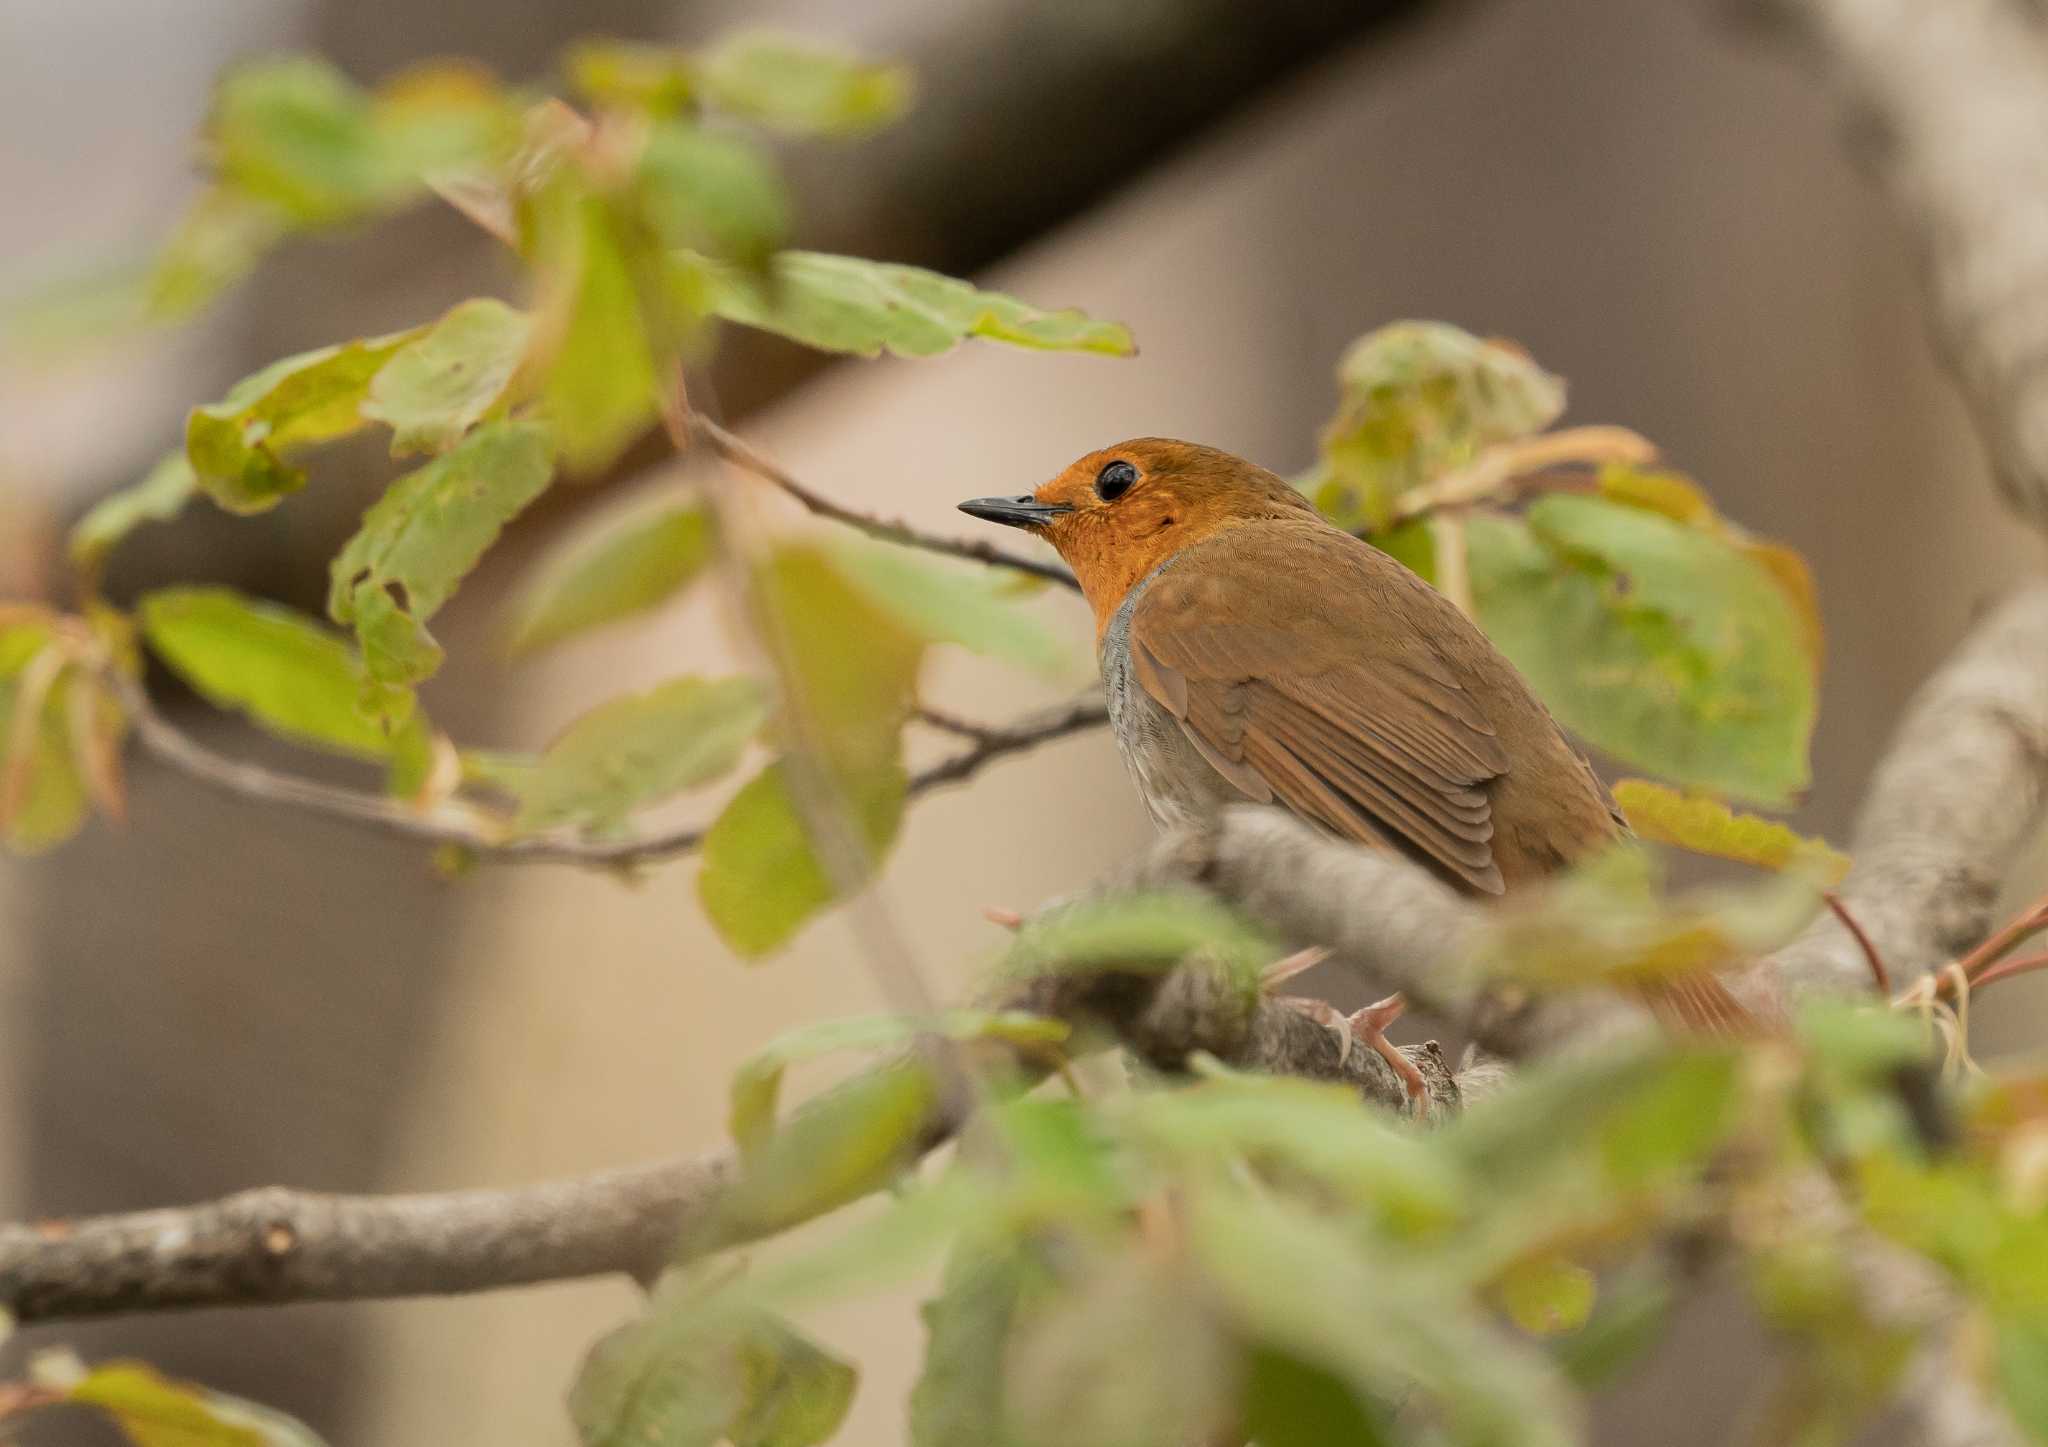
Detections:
1128,565,1513,895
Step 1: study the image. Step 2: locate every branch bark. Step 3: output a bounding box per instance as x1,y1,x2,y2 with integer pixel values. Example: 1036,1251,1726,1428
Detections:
1745,0,2048,531
0,954,1447,1323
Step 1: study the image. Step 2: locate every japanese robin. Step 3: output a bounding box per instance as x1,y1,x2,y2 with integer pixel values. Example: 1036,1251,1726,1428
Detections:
962,438,1746,1097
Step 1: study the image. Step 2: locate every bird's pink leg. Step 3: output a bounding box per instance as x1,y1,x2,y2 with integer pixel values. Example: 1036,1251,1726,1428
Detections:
1348,993,1427,1109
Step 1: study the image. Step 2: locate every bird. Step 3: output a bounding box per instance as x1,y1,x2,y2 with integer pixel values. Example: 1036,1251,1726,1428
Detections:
960,438,1747,1101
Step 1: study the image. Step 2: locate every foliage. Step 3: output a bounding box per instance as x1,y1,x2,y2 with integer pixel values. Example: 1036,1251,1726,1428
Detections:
12,18,2029,1447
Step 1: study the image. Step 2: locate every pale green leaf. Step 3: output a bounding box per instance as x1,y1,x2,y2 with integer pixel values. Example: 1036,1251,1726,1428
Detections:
1998,1316,2048,1442
1612,778,1849,884
187,330,418,513
1316,321,1565,531
140,586,425,759
911,1240,1040,1447
830,538,1075,676
697,250,1135,359
571,1293,854,1447
70,454,198,567
697,32,913,136
731,1010,1066,1154
148,191,289,321
504,495,712,654
566,40,697,115
210,57,406,224
328,419,554,708
517,675,767,832
0,642,88,856
1002,891,1274,988
697,760,906,959
1468,496,1817,806
362,297,531,455
637,121,789,267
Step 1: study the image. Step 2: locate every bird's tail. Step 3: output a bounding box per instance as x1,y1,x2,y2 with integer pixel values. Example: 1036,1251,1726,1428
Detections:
1634,973,1758,1036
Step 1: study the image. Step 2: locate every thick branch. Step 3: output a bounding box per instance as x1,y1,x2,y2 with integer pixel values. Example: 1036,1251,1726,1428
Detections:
1748,0,2048,531
1762,583,2048,1001
0,953,1441,1324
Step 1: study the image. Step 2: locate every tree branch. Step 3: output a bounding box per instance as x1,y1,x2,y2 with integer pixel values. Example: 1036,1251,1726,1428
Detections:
111,671,1105,869
0,956,1446,1324
1743,0,2048,532
691,417,1079,590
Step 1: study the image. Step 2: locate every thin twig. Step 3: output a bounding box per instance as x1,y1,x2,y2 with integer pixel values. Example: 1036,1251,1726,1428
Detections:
1824,890,1890,995
691,416,1080,590
112,670,1106,868
1387,425,1658,525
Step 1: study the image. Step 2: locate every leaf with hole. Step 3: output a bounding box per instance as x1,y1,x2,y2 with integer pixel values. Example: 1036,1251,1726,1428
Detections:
362,297,531,455
328,420,554,714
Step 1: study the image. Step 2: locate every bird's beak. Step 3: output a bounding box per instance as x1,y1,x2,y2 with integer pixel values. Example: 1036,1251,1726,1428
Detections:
958,494,1072,530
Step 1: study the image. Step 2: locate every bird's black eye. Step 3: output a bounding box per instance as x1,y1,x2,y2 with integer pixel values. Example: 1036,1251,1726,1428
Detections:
1095,459,1138,501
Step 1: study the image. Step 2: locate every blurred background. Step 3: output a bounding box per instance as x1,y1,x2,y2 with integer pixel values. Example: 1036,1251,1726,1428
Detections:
3,0,2045,1442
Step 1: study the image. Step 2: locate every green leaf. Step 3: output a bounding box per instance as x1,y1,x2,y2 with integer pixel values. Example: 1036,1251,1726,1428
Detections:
829,539,1075,677
0,643,88,856
697,250,1136,359
757,543,926,771
525,179,664,474
187,330,418,513
1315,321,1565,531
328,420,555,710
1549,1266,1671,1389
55,1358,327,1446
1495,1253,1597,1337
210,57,406,224
1002,891,1274,989
1468,495,1817,805
362,297,530,455
1007,1253,1237,1447
704,1058,938,1248
70,454,198,568
1612,778,1850,883
517,675,767,832
147,191,289,321
698,760,907,959
140,586,426,759
1997,1315,2048,1442
566,40,698,116
731,1010,1066,1154
571,1292,855,1447
697,32,913,136
1121,1067,1465,1235
637,121,789,268
1187,1184,1578,1447
1239,1348,1393,1447
504,495,712,654
911,1239,1041,1447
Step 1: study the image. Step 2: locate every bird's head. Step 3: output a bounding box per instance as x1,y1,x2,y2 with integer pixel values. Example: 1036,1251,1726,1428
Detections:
960,438,1317,632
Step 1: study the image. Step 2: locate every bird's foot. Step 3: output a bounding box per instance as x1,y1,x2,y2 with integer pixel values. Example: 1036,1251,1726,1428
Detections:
1348,993,1428,1111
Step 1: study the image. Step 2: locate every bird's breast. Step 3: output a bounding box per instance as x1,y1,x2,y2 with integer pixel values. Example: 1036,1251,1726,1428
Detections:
1099,574,1242,832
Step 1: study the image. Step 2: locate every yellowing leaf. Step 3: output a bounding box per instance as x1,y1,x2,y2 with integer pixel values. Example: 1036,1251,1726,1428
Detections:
517,675,767,832
695,250,1135,360
524,179,664,474
139,587,427,761
504,495,712,654
697,31,913,136
362,297,531,455
187,330,418,512
0,640,88,856
56,1357,328,1446
70,453,198,568
697,760,906,959
328,420,554,711
1611,778,1849,884
1315,321,1564,531
566,40,698,115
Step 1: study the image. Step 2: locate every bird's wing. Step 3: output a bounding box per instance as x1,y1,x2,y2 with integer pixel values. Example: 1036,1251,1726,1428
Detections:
1127,558,1513,895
